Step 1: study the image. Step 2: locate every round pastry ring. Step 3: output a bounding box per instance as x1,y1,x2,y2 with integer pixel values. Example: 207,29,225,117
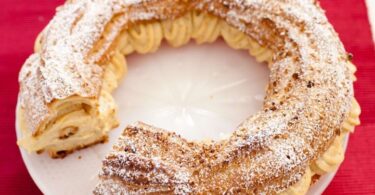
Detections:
20,1,359,194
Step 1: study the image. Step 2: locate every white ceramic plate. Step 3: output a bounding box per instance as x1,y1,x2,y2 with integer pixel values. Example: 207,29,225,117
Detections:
17,40,348,195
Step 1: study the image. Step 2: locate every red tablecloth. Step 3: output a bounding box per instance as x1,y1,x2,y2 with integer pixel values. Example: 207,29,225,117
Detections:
0,0,374,194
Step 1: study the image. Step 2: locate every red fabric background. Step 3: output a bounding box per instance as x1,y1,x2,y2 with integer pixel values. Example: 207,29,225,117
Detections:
0,0,374,194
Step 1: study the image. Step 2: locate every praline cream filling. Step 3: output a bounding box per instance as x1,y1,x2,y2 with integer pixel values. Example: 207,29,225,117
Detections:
17,93,116,155
17,53,125,156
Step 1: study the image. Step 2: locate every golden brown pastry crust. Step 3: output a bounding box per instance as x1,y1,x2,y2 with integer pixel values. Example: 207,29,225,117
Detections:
17,0,360,193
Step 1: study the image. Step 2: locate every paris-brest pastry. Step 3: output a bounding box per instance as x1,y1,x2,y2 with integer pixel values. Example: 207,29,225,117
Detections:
17,0,360,194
